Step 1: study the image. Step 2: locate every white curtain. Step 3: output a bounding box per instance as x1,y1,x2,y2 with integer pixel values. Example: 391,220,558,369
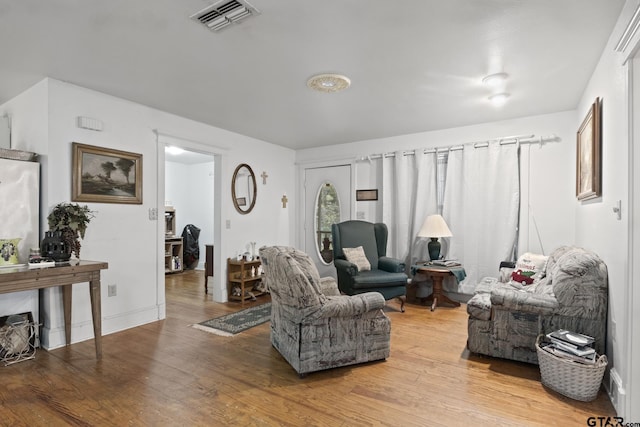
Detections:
443,142,520,294
382,151,438,264
408,151,438,265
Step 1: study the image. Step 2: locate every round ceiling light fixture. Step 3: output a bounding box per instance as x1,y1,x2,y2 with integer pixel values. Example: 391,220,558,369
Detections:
488,92,510,106
165,146,185,155
307,73,351,93
482,72,508,87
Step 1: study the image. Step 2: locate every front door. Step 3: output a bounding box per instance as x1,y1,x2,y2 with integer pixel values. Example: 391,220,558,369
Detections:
304,165,352,278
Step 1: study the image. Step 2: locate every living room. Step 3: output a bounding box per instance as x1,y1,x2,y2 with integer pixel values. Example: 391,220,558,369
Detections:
0,0,638,423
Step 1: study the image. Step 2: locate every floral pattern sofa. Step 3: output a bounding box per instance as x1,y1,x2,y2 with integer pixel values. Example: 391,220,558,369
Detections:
466,246,608,364
259,246,391,376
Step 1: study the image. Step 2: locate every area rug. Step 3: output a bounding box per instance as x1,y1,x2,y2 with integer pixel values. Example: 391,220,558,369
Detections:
192,302,271,337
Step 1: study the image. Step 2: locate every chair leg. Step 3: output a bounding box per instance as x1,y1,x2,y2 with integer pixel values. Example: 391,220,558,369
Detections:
397,296,406,312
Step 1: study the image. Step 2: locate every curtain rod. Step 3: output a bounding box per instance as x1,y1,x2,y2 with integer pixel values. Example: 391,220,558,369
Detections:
356,134,560,161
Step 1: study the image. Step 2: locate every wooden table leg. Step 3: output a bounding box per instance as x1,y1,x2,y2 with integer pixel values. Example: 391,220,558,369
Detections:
429,274,460,311
62,284,72,345
89,272,103,359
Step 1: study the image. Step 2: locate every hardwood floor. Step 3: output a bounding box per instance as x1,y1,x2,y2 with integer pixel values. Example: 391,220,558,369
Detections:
1,270,614,426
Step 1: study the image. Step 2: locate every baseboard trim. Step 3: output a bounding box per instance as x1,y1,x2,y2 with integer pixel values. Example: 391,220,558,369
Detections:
40,304,164,351
606,367,626,416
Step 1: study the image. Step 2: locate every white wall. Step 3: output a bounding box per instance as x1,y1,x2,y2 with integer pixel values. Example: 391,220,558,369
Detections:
0,78,296,349
186,162,215,270
165,160,215,270
165,161,190,232
573,0,638,417
296,111,577,256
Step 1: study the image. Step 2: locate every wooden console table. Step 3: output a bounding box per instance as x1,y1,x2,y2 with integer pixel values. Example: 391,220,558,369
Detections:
0,260,108,359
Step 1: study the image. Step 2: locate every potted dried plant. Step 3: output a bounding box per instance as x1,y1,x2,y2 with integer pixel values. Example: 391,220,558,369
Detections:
43,202,95,261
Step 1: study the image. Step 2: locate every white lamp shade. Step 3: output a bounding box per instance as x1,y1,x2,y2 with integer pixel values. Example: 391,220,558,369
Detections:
418,214,452,238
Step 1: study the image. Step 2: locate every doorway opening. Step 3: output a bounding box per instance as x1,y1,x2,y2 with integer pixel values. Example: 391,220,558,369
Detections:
164,147,215,282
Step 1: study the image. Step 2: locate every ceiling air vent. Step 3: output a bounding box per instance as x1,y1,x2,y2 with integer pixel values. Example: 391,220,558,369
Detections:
190,0,259,32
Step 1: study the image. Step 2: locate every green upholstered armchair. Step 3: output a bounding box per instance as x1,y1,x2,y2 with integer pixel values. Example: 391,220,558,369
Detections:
331,220,407,312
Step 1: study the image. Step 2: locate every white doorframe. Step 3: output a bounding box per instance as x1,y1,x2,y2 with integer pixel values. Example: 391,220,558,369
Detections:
616,6,640,417
155,131,227,309
303,164,352,277
626,54,640,422
295,159,356,249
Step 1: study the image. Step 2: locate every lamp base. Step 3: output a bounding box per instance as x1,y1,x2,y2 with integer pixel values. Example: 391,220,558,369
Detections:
428,238,441,261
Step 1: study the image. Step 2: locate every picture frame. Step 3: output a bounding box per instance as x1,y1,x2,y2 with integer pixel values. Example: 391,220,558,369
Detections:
72,142,143,204
356,189,378,201
576,98,601,201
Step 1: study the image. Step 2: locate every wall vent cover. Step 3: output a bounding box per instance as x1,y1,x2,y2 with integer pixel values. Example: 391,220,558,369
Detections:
190,0,259,32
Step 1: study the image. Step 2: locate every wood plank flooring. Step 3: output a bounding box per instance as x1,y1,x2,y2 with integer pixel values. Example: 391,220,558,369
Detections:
0,270,615,426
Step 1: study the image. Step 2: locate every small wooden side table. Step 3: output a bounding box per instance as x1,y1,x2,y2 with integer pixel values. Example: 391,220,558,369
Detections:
415,265,462,311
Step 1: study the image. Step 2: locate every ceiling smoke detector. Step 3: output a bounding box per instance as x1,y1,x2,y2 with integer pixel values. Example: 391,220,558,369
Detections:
191,0,259,32
307,74,351,93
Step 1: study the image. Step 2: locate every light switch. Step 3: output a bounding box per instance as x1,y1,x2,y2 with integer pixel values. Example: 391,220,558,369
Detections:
613,200,622,220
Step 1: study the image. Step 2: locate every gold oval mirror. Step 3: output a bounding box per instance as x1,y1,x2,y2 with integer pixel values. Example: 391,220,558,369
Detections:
232,163,257,214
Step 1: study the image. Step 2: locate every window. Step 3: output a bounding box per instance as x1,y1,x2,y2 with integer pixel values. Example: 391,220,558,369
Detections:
315,182,340,264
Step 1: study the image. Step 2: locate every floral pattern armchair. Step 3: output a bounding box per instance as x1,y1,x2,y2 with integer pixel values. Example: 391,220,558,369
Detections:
467,246,608,364
259,246,391,376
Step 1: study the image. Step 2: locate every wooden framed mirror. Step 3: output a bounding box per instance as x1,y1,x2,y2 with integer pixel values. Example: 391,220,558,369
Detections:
232,163,257,214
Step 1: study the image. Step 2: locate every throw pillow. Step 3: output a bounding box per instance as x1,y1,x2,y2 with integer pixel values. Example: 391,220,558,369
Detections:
0,238,21,266
515,252,549,281
343,246,371,272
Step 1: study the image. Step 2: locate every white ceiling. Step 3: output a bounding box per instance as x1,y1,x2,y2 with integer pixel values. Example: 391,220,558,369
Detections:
0,0,625,150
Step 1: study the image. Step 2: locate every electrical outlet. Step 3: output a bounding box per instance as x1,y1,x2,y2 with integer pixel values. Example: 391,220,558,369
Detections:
148,208,158,220
108,284,117,297
226,220,231,229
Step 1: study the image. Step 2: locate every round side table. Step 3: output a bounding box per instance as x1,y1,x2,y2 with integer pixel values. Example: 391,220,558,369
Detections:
415,266,461,311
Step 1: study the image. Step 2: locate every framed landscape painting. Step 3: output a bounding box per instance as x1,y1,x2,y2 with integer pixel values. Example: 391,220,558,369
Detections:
72,142,143,204
576,98,601,201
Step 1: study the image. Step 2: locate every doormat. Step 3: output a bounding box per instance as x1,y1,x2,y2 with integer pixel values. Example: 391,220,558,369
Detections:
192,302,271,337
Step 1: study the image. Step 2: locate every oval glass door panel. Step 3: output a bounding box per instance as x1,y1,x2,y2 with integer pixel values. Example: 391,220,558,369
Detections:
315,182,340,264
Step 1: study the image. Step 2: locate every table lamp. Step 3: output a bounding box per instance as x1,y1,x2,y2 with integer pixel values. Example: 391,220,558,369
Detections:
418,214,452,260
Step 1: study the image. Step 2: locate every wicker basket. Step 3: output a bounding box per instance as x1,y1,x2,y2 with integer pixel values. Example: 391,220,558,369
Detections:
0,147,38,162
0,312,39,366
536,335,607,402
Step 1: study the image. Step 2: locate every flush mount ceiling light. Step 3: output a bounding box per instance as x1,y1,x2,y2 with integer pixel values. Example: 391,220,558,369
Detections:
482,72,508,87
488,92,510,106
307,74,351,93
165,146,185,155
